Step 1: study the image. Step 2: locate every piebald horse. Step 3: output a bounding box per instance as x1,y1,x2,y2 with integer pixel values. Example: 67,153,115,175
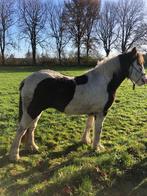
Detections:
9,47,147,161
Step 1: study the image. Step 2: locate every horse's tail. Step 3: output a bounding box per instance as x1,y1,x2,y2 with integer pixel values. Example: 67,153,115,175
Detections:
19,80,25,122
19,80,28,143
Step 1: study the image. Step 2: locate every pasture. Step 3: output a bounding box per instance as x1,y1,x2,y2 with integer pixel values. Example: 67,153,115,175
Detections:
0,65,147,196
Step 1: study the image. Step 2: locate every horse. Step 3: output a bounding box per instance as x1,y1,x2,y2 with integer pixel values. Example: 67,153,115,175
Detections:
9,47,147,161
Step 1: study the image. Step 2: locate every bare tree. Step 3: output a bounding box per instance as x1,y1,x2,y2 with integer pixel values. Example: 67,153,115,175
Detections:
132,23,147,49
116,0,145,53
47,1,70,65
96,1,118,57
18,0,47,64
64,0,89,65
83,0,100,58
0,0,15,64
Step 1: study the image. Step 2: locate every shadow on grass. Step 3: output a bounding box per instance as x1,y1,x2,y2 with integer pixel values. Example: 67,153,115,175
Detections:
0,66,39,73
0,148,7,157
0,65,90,74
0,142,84,195
5,158,74,195
0,155,11,168
97,157,147,196
35,157,147,196
0,141,83,168
1,143,147,195
47,141,84,159
0,154,34,169
38,164,106,196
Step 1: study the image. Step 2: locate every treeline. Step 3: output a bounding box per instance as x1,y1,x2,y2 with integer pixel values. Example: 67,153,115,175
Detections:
0,0,147,66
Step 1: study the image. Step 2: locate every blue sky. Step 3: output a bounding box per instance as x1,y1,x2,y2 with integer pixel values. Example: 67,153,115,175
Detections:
7,0,147,58
6,0,106,58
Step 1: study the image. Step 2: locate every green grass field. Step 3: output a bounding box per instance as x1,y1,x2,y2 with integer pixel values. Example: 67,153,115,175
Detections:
0,66,147,196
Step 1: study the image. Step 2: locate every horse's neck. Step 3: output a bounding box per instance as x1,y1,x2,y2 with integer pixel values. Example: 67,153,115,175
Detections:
95,56,121,78
90,56,127,90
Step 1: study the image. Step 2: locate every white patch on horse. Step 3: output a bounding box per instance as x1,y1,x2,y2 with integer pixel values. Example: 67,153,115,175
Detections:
64,56,120,114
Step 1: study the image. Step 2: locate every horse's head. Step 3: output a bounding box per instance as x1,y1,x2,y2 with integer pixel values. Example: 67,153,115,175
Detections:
128,47,147,86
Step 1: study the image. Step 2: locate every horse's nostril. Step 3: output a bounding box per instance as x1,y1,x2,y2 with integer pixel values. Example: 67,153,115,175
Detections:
143,76,147,84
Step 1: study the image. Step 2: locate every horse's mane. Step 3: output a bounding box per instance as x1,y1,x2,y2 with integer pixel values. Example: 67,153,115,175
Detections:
137,53,144,66
95,52,144,68
95,56,114,68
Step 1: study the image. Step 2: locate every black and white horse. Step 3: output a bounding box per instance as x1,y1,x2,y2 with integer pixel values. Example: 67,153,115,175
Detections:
9,47,147,161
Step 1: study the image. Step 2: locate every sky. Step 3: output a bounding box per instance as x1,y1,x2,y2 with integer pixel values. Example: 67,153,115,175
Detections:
6,0,147,58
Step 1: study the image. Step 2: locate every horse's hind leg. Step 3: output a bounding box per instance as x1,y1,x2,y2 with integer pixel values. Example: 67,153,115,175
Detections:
82,115,94,144
24,114,41,152
9,113,33,161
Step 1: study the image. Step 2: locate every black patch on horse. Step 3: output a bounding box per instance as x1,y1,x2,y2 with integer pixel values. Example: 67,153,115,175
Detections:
103,52,133,115
28,77,76,119
103,73,120,115
119,51,135,77
74,75,88,85
19,81,24,122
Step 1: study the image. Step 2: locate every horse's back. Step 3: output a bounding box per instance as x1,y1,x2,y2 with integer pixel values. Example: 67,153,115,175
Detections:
21,69,71,95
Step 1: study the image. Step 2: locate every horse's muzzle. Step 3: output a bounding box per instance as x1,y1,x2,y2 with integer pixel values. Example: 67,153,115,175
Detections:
142,75,147,84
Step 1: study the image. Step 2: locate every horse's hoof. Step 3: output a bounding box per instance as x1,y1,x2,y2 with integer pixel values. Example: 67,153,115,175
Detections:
9,154,20,162
93,144,105,152
98,144,105,150
81,138,91,145
25,144,39,153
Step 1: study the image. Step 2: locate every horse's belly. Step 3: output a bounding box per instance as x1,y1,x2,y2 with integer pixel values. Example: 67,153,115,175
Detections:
64,103,100,114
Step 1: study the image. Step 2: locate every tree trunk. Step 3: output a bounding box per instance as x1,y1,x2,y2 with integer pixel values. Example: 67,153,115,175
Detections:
33,49,36,65
1,50,5,65
31,32,37,65
58,48,62,65
86,44,89,58
86,36,90,58
1,31,5,65
77,43,81,65
121,43,126,53
32,45,36,65
106,49,110,57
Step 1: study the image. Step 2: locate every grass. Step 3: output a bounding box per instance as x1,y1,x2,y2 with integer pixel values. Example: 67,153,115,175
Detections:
0,65,147,196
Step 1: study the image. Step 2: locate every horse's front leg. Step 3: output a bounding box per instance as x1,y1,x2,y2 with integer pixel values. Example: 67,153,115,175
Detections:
93,113,105,151
9,126,27,161
82,115,95,144
24,114,41,152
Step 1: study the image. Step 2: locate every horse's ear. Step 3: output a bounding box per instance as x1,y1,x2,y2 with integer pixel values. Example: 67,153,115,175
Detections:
131,47,137,55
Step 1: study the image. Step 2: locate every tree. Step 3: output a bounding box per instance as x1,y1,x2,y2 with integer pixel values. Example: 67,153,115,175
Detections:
47,1,70,65
0,0,15,64
83,0,100,58
96,1,118,57
116,0,145,53
25,50,31,59
133,23,147,49
18,0,47,64
64,0,89,65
